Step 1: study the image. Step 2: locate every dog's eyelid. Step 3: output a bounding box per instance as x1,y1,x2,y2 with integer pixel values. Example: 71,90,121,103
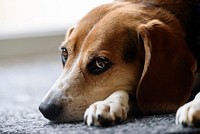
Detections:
59,47,67,52
88,54,109,63
59,46,64,51
59,41,67,50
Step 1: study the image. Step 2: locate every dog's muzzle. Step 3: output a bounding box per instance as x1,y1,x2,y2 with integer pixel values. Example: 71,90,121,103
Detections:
39,102,63,120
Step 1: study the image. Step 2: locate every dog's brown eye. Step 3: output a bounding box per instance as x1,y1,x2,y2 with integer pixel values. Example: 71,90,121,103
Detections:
61,48,68,66
87,56,112,75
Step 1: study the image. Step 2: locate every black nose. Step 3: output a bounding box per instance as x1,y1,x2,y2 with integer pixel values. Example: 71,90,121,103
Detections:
39,102,62,120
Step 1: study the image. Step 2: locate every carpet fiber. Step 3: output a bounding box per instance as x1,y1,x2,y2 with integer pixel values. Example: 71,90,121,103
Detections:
0,55,200,134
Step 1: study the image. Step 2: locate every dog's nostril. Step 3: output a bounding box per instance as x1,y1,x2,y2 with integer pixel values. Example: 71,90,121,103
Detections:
39,102,62,120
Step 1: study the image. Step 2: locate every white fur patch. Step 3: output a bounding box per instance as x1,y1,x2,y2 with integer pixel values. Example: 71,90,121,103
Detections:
41,54,82,105
84,90,129,126
176,92,200,127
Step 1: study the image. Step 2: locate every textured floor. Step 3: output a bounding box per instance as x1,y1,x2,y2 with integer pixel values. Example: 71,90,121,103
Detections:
1,54,200,134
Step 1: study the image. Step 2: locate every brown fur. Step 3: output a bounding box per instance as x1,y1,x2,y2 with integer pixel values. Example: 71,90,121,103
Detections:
39,0,199,126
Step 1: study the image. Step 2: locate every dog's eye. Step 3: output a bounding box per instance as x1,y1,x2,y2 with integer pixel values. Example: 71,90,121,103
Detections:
61,48,68,66
87,56,112,75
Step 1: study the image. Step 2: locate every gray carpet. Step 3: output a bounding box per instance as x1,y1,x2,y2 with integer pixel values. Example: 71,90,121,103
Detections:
1,54,200,134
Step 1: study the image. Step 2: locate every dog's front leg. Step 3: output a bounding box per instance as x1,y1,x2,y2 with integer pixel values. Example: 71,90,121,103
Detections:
176,92,200,127
84,90,129,126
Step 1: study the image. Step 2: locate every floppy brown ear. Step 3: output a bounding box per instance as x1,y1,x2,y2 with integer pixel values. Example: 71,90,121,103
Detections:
136,20,197,114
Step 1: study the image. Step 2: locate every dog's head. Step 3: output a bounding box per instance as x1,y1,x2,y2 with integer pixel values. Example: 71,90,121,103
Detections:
39,2,196,122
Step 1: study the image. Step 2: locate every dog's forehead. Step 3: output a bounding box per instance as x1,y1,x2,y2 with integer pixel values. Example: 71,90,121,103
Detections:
71,4,119,47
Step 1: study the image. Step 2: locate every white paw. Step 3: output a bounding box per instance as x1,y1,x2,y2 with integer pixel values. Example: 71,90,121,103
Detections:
176,101,200,127
84,100,128,126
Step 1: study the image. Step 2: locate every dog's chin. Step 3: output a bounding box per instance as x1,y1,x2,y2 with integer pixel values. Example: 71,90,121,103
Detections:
48,111,84,123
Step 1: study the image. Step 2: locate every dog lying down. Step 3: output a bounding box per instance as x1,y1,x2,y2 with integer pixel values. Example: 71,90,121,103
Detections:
39,0,200,127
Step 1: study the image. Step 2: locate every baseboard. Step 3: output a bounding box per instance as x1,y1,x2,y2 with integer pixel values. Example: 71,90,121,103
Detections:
0,35,65,61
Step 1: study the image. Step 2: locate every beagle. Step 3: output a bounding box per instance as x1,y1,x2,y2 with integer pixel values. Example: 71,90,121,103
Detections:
39,0,200,127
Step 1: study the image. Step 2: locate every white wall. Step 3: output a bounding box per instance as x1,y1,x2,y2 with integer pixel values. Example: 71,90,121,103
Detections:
0,0,112,40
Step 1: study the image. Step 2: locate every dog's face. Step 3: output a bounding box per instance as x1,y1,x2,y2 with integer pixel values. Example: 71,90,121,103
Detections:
39,3,145,122
39,2,196,122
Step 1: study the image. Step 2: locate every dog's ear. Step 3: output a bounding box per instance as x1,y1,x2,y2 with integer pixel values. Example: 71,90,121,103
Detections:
65,26,75,39
136,20,196,114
